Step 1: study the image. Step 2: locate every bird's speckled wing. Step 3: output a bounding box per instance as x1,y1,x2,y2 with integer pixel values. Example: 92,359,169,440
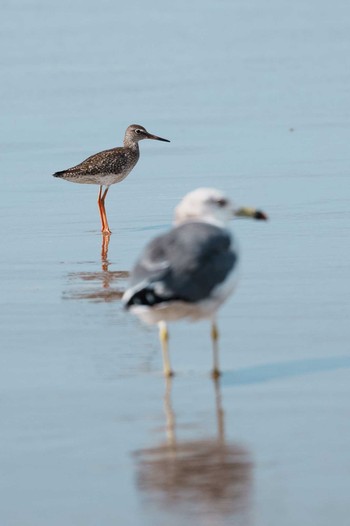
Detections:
53,147,135,178
124,222,237,307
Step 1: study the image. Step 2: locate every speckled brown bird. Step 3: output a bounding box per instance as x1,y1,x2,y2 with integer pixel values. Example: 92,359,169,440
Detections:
53,124,170,234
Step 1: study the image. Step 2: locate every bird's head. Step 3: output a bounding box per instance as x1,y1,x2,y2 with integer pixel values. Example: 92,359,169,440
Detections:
124,124,170,146
174,188,268,227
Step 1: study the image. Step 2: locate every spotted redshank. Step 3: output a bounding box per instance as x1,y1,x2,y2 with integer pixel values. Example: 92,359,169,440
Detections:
53,124,170,234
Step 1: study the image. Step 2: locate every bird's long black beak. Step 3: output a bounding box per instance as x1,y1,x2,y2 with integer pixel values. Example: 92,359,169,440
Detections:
145,132,170,143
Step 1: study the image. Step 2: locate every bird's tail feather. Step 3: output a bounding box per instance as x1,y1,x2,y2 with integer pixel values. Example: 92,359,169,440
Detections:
52,170,66,178
123,281,182,309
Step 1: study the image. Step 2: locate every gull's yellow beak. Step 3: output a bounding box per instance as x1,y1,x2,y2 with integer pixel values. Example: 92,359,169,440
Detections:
234,207,268,220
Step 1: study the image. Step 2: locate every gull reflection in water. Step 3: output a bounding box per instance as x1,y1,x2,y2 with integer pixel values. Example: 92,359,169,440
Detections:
64,234,129,302
134,379,252,523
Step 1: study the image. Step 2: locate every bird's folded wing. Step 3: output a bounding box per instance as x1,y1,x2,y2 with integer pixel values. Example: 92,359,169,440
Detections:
125,222,237,306
54,148,128,177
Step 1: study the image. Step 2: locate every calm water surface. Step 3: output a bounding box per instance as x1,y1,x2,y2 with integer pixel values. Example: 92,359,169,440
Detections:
1,1,350,525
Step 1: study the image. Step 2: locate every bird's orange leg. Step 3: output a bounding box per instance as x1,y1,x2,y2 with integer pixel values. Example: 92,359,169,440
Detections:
97,186,107,232
97,186,111,234
100,187,111,235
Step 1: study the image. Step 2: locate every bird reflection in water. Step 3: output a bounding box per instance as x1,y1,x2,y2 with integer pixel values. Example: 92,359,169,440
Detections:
64,234,129,302
134,379,252,523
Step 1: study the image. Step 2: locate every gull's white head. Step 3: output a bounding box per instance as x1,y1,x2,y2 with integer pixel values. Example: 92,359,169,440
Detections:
174,188,234,226
174,188,268,227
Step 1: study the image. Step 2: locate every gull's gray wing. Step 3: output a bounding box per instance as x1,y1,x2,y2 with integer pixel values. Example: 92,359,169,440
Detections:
124,222,237,308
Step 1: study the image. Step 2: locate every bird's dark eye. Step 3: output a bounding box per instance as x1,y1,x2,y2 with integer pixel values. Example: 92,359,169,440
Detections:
217,198,228,207
135,129,142,134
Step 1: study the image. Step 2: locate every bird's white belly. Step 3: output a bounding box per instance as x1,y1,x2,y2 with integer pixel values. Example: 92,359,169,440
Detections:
101,171,131,186
130,266,239,325
64,170,132,186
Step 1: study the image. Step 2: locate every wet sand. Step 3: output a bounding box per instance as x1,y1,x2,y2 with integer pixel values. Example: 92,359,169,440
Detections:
1,1,350,525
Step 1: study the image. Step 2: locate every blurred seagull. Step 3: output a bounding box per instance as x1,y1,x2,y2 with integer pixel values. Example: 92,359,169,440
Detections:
53,124,170,234
123,188,268,377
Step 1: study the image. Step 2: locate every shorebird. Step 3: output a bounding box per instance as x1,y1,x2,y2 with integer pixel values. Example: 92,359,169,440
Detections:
122,188,268,377
53,124,170,234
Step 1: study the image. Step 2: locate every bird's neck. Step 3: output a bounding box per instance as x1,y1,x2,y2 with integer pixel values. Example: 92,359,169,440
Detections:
123,138,139,151
175,217,228,229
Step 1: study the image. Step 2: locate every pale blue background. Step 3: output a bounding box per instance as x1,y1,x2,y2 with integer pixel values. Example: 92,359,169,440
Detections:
1,1,350,525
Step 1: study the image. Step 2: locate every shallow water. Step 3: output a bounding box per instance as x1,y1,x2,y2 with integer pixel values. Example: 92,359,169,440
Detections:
1,1,350,525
